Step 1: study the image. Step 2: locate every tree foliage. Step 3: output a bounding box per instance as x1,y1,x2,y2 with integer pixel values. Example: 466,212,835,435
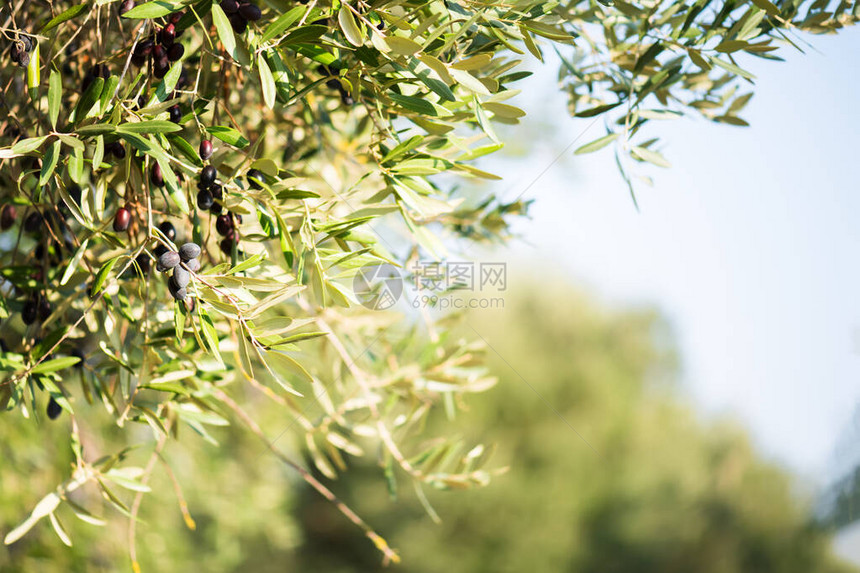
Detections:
0,0,854,565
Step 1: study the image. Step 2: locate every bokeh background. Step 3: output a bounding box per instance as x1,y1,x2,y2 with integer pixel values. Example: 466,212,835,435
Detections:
2,26,860,573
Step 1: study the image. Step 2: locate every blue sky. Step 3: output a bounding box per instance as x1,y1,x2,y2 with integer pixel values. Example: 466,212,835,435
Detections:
480,29,860,480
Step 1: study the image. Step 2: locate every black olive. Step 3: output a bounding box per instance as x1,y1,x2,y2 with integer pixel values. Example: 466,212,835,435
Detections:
113,207,131,232
46,397,62,420
239,3,262,21
178,242,201,261
24,211,43,233
216,214,232,236
150,163,164,187
197,189,214,210
157,251,181,272
0,204,16,230
21,299,37,325
200,165,216,186
199,140,213,160
246,169,264,189
158,221,177,241
135,253,151,274
173,266,190,288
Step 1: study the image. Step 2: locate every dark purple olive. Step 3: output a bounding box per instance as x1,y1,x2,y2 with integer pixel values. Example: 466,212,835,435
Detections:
156,250,181,272
135,253,151,274
17,50,30,68
119,0,135,15
239,3,262,21
199,139,213,160
326,78,341,90
158,220,176,241
46,397,62,420
167,43,184,62
246,169,264,189
154,56,170,79
219,237,235,255
0,204,16,230
24,211,42,233
215,214,232,236
200,165,216,186
111,142,126,159
113,207,131,232
10,44,21,64
170,11,183,24
37,296,52,320
197,189,214,211
209,201,223,216
150,163,164,187
168,276,187,300
153,244,169,257
221,0,239,13
178,242,201,261
229,13,247,34
20,36,32,53
21,299,37,325
169,104,182,124
173,266,190,288
160,24,176,46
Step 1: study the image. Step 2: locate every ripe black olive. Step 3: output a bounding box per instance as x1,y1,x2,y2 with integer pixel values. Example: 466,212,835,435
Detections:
173,266,190,288
157,251,181,272
24,211,43,232
168,276,187,301
199,140,213,161
150,163,164,187
46,397,62,420
1,204,17,230
221,0,239,13
161,24,176,47
178,242,201,261
154,244,169,257
21,299,37,325
169,104,182,124
200,165,216,185
119,0,135,15
216,214,232,236
229,13,247,34
197,189,214,210
37,296,52,320
220,237,235,255
167,43,184,62
158,221,176,241
135,253,151,274
111,141,126,159
246,169,264,189
239,3,262,21
113,207,131,232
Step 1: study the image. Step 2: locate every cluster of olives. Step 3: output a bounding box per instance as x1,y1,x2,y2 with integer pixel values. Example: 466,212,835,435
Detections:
215,212,241,255
156,242,201,301
131,12,185,79
196,141,224,215
221,0,262,34
9,35,34,68
21,292,52,326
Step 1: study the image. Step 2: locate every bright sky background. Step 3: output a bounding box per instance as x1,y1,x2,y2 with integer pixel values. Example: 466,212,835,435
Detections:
479,29,860,483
